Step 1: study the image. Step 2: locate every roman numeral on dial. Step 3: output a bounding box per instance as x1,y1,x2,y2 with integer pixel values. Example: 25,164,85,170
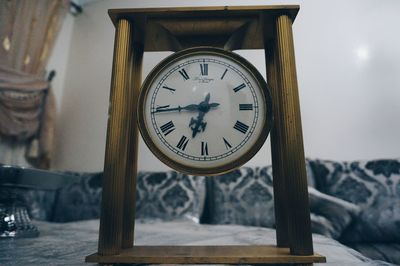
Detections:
200,63,208,76
179,68,190,80
160,120,175,136
201,141,208,156
239,104,253,111
176,135,189,151
233,121,249,134
223,137,232,150
162,85,176,93
233,83,246,93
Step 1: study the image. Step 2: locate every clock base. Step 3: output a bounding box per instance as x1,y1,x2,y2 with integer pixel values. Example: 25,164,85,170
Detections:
86,245,326,264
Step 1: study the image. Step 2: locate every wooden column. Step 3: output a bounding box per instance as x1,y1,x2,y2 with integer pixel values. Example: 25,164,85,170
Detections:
264,39,290,248
98,19,134,255
273,14,313,255
121,42,143,248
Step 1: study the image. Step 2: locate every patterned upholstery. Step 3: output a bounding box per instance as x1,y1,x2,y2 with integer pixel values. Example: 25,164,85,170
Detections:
0,187,55,221
206,164,360,239
3,159,399,264
207,166,275,227
52,171,206,223
136,171,205,222
348,243,400,265
309,159,400,243
308,187,360,239
52,172,102,222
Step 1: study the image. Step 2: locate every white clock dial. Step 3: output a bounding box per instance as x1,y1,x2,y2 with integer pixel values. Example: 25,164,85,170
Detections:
138,47,272,175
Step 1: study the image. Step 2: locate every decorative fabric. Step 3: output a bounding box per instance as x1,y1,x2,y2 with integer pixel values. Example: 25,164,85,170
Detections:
51,172,102,222
0,69,48,141
0,186,56,221
207,163,358,238
136,171,206,222
305,158,316,187
0,66,55,168
0,0,68,168
310,159,400,243
310,213,336,239
208,166,276,227
340,196,400,243
348,243,400,265
308,187,360,239
52,171,206,223
0,0,69,75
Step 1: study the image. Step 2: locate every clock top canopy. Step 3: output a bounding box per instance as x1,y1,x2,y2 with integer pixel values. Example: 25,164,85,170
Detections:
108,5,300,51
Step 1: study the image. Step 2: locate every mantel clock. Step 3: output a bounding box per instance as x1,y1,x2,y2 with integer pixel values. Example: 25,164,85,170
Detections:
86,5,326,265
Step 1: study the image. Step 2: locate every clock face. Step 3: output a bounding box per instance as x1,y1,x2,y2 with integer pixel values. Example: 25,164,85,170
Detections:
138,47,272,175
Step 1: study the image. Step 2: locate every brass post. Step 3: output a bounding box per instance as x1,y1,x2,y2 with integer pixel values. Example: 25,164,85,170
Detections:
264,38,290,247
98,19,134,255
121,42,144,248
273,14,313,255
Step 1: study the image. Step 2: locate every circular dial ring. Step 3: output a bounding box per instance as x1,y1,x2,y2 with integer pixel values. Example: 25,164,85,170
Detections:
138,47,272,175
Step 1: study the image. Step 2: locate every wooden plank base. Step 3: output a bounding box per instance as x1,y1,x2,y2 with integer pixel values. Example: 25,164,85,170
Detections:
86,245,326,264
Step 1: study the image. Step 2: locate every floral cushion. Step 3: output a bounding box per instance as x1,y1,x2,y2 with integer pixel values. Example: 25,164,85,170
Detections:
309,159,400,243
52,171,206,223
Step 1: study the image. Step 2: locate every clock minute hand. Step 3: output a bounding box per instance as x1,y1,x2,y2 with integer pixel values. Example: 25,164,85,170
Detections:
181,104,199,111
153,103,200,114
189,112,206,138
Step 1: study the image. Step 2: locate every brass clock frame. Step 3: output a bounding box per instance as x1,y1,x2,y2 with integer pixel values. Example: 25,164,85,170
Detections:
137,46,273,176
86,5,326,265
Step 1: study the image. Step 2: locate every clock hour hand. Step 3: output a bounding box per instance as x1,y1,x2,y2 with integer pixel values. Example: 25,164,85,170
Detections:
189,112,206,138
189,93,220,138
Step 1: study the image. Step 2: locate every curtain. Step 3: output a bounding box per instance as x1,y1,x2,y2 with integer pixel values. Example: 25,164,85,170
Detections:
0,0,69,168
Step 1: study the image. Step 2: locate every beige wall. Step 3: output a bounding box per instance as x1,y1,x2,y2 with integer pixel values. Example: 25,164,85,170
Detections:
50,0,400,171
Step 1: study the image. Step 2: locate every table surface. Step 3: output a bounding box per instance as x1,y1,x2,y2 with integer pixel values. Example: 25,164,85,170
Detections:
0,219,394,266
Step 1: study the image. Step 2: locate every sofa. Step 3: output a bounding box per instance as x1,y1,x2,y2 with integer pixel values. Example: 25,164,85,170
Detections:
309,159,400,264
0,159,399,265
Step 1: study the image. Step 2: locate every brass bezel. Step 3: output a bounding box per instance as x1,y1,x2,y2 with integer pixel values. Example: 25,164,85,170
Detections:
137,47,272,175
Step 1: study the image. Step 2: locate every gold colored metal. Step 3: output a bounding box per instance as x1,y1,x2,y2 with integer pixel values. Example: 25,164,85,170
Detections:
264,39,290,247
88,5,325,265
97,19,135,255
86,245,326,264
108,6,300,51
121,42,143,248
137,47,273,176
272,14,313,255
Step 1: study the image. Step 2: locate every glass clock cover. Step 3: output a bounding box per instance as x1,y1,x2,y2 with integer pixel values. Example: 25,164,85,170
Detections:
138,47,272,175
